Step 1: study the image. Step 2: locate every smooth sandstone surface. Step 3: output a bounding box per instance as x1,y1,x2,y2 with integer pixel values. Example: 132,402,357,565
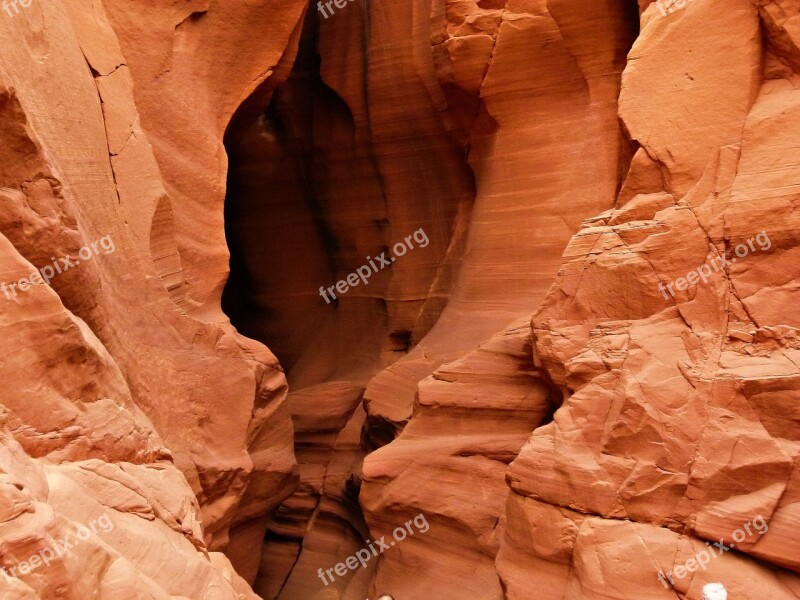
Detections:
0,0,306,597
2,0,800,599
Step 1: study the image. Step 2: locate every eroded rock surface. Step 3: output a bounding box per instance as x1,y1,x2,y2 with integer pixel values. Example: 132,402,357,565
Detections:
3,0,800,599
500,1,800,598
0,0,306,597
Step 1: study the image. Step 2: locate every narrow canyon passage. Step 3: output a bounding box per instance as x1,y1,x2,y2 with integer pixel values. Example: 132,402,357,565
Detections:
7,1,800,600
223,1,800,598
222,8,473,598
222,1,639,598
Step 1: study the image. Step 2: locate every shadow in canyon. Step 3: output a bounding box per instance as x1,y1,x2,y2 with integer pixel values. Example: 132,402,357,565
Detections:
221,0,640,597
221,6,474,598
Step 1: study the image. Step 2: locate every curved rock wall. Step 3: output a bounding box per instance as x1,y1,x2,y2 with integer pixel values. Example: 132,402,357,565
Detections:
0,0,305,597
3,0,800,599
499,1,800,598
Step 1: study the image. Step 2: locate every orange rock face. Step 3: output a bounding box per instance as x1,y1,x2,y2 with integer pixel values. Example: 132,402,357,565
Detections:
3,0,800,599
0,0,305,596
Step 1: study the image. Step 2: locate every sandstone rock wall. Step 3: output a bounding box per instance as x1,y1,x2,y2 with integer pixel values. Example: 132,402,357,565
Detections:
3,0,800,599
498,1,800,598
0,0,306,597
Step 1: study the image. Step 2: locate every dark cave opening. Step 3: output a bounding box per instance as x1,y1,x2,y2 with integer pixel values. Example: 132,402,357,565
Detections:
222,14,346,377
220,3,474,596
219,0,642,591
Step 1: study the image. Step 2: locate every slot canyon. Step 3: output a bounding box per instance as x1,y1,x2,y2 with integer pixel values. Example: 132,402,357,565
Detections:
1,0,800,599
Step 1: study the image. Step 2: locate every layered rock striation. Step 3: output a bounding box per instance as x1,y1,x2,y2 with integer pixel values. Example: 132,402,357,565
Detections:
3,0,800,599
0,0,306,597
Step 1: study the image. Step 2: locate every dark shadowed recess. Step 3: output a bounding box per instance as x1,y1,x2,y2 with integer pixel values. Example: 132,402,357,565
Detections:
220,3,476,597
221,0,478,389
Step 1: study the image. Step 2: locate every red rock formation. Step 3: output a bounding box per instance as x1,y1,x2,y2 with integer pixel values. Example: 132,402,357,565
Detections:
0,0,305,596
500,1,800,599
362,319,555,599
3,0,800,598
